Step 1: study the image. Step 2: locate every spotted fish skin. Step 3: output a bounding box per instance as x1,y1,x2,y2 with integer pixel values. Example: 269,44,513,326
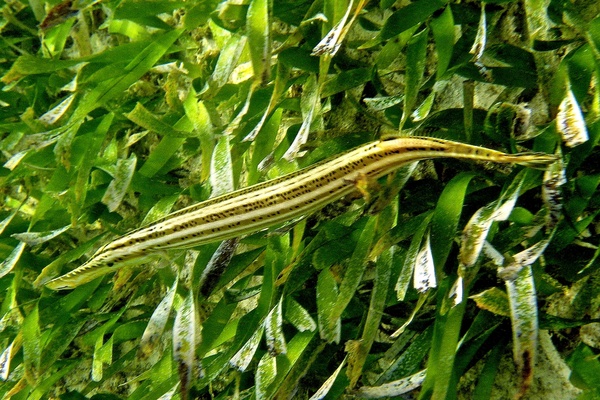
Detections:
45,137,556,290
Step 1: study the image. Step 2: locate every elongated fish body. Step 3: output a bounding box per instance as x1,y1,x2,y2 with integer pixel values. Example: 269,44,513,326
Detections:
45,137,556,290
